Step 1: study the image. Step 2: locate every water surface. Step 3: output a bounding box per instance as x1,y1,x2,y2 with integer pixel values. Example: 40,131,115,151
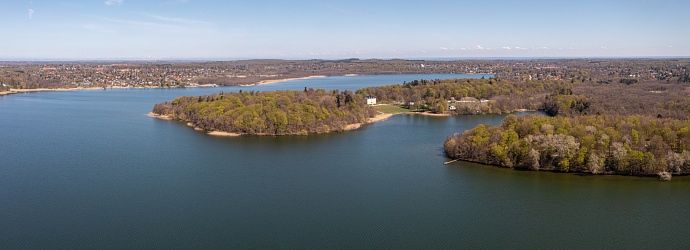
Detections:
1,74,688,248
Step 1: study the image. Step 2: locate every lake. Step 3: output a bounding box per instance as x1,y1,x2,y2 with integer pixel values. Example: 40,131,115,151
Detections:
1,74,689,249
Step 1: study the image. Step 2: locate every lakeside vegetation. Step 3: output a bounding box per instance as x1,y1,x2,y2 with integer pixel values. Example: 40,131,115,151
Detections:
441,69,690,179
152,89,376,135
356,78,574,115
444,115,690,179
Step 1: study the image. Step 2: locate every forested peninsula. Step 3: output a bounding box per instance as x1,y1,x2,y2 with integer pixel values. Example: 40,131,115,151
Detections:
440,73,690,180
151,89,377,136
444,115,690,179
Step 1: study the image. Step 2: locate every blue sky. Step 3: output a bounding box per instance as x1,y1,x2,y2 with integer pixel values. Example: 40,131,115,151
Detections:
1,0,688,60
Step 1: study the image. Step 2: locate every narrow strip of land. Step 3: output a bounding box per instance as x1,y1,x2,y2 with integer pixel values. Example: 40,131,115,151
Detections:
244,75,327,86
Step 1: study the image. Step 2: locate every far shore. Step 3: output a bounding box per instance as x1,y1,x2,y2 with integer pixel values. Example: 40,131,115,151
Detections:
242,75,327,86
0,84,218,96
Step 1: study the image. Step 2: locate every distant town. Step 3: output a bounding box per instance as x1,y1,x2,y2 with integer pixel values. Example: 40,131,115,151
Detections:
1,59,687,92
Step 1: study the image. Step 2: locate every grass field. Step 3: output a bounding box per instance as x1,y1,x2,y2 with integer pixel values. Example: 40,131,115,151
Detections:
372,104,413,114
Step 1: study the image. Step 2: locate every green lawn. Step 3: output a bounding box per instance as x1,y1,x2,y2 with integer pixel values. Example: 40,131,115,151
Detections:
372,104,413,114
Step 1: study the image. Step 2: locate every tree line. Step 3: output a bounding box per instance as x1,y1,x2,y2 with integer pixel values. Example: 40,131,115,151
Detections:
152,89,376,135
444,114,690,178
355,78,576,114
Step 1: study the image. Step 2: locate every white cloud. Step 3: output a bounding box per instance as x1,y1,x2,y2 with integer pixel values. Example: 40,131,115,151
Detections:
600,46,608,50
474,45,484,50
28,9,34,20
439,47,449,51
501,47,511,50
514,47,526,50
105,0,123,6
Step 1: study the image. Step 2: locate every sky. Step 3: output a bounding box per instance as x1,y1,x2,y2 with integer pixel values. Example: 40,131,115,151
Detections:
0,0,688,60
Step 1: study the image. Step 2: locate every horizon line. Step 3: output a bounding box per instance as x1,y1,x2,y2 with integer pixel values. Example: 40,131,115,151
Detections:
1,56,689,63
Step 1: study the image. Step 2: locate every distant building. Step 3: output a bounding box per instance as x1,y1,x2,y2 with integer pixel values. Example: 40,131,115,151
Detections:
365,95,377,105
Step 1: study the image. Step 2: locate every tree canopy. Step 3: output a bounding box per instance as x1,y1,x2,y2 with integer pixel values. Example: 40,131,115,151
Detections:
445,114,690,177
152,89,376,135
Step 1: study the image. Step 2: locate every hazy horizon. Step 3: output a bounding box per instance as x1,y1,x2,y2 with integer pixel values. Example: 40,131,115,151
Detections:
2,0,688,60
2,56,690,63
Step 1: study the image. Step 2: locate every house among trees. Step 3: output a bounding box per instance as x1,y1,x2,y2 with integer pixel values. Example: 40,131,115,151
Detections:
365,95,377,105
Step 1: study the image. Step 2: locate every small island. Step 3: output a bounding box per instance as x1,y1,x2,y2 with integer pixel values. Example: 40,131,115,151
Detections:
151,88,380,136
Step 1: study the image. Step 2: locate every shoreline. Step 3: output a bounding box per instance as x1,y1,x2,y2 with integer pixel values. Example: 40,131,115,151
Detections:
343,113,395,130
1,73,491,96
0,84,218,96
207,131,242,137
146,112,173,120
0,87,102,96
147,112,240,136
447,157,678,180
243,75,327,86
148,111,396,136
413,111,452,117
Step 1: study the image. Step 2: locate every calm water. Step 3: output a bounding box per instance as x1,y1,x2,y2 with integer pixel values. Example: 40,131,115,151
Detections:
1,74,689,249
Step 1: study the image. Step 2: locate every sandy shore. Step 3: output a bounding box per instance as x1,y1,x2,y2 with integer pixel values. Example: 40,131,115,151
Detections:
148,112,240,136
147,112,173,120
244,75,327,86
344,113,395,131
207,131,242,137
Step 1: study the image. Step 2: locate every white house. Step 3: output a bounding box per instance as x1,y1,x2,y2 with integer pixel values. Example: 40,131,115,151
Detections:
365,95,377,105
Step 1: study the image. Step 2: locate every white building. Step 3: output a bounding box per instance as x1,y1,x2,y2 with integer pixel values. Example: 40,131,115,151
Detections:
365,95,377,105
